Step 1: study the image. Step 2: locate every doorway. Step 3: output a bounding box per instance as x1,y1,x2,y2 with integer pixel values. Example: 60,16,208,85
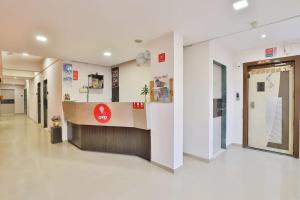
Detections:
37,82,41,123
24,89,27,115
43,79,48,128
0,89,15,115
243,56,300,158
213,61,227,156
248,63,294,155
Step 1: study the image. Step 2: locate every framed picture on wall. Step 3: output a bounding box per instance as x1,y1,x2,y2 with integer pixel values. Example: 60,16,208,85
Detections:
63,63,73,83
150,75,173,103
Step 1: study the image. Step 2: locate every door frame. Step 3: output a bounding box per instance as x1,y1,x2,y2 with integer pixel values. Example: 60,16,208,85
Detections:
213,61,227,149
43,79,48,128
243,55,300,158
24,89,27,115
37,82,41,123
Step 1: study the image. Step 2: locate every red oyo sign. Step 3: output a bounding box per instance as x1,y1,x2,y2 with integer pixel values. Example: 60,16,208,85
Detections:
93,104,112,123
133,102,144,109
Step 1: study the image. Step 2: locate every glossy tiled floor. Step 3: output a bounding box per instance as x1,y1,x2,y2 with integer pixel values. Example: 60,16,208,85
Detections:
0,115,299,200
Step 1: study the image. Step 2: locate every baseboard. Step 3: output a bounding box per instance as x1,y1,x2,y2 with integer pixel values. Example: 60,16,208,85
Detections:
183,152,210,163
229,143,243,147
212,149,225,159
151,161,176,173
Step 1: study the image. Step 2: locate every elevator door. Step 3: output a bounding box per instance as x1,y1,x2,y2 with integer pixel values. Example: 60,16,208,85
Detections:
248,64,294,155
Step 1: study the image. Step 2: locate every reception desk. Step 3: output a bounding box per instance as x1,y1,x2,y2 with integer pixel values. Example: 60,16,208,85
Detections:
62,102,151,160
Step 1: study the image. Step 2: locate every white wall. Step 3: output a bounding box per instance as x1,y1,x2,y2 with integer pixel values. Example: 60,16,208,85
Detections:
118,60,151,102
146,32,183,170
0,53,2,81
14,87,24,114
27,59,62,129
183,40,236,160
0,84,25,114
173,32,184,168
183,42,211,159
61,61,112,140
62,61,111,103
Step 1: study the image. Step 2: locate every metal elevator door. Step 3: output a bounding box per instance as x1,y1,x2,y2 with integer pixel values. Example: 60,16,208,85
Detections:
248,64,294,155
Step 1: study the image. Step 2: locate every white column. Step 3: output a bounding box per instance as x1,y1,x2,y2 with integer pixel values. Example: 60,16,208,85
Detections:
146,32,183,170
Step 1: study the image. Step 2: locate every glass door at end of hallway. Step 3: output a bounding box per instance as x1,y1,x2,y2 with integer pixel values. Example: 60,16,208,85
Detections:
248,63,294,155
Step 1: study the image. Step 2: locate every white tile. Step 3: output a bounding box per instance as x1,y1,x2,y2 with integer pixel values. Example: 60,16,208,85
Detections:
0,115,299,200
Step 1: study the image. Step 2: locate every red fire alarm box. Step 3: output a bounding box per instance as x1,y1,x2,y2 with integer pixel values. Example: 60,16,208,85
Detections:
158,53,166,63
73,70,78,80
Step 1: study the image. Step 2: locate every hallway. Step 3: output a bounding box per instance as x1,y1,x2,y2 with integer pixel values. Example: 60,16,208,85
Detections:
0,115,299,200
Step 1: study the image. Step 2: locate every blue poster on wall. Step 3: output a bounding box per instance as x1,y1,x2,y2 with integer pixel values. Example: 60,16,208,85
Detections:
63,63,73,83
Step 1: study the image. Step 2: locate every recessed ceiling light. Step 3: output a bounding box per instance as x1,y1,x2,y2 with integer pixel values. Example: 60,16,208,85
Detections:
134,39,143,44
261,34,267,39
36,35,48,42
22,52,29,56
233,0,249,10
103,52,112,57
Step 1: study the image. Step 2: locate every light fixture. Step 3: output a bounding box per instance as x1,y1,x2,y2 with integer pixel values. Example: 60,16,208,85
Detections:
103,52,112,57
22,52,29,56
261,34,267,39
36,35,48,42
233,0,249,10
134,39,143,44
14,77,17,79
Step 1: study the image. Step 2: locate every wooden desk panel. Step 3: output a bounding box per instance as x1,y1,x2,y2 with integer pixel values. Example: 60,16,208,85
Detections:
67,122,151,161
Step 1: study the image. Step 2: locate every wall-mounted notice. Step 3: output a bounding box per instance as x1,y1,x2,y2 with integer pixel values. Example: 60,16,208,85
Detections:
150,75,173,103
73,70,78,80
63,63,73,84
133,102,144,109
265,47,277,58
158,53,166,63
112,67,119,88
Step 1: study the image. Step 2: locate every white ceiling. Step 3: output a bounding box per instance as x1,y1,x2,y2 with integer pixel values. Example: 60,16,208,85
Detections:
1,76,27,85
1,52,44,85
215,16,300,52
2,52,44,72
0,0,300,66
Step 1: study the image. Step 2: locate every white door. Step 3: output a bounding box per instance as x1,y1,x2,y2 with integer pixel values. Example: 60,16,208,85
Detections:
0,89,15,115
248,64,294,155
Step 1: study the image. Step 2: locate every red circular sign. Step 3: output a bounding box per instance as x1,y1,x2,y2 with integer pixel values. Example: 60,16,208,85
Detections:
93,104,112,123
